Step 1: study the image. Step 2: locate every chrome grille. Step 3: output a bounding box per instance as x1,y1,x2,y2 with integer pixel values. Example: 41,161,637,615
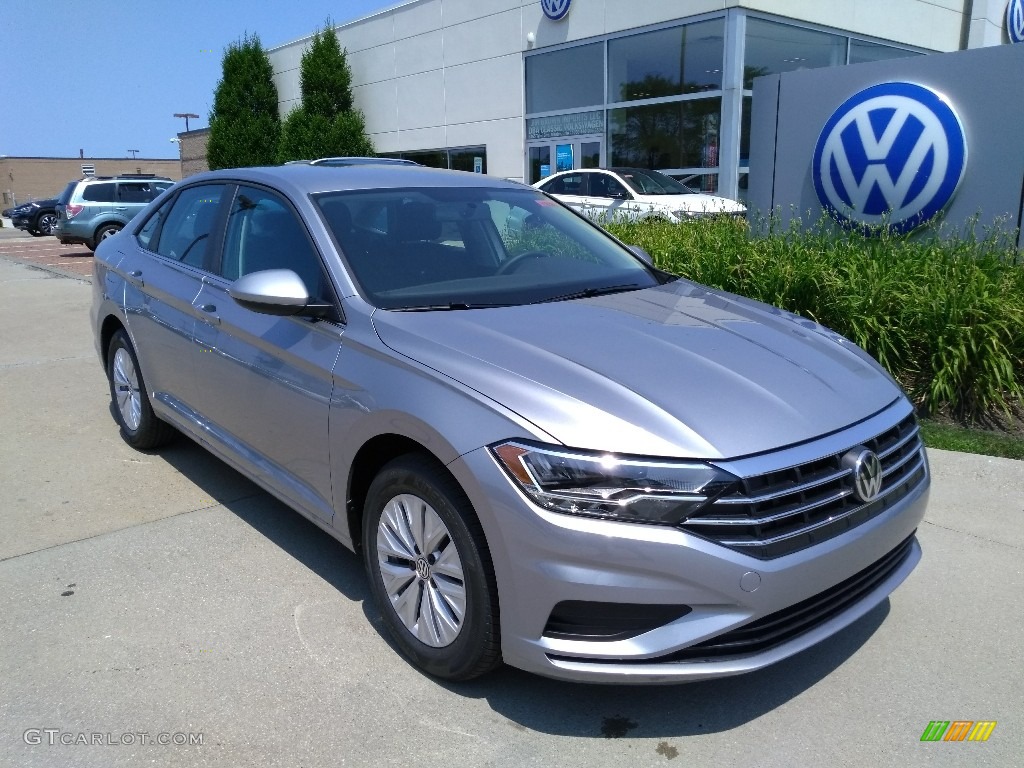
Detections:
681,414,926,559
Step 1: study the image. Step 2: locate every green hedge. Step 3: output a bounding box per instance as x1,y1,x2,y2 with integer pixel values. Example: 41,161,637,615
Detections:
604,216,1024,421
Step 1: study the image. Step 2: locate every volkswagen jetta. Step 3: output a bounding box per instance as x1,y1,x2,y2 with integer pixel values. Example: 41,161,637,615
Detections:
91,164,928,683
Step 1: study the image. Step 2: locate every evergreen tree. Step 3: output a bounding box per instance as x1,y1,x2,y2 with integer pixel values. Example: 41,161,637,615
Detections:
277,22,374,163
207,34,280,170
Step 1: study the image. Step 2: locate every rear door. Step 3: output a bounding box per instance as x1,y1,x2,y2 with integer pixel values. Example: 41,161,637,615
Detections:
538,172,589,215
118,183,228,419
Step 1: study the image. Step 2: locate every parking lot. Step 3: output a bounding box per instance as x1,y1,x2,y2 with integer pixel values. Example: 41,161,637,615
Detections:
1,235,1021,767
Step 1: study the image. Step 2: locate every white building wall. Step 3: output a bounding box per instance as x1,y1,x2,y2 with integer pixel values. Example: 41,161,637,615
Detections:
267,0,995,181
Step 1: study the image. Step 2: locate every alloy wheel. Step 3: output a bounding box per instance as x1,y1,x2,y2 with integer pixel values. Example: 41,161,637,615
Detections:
375,493,467,647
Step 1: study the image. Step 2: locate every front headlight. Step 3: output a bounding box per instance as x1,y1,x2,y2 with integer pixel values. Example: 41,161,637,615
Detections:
491,441,738,525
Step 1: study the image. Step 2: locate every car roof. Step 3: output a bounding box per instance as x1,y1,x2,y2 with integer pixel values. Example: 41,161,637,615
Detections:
179,164,530,197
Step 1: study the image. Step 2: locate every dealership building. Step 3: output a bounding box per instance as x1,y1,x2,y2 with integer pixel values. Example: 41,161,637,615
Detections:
267,0,1021,201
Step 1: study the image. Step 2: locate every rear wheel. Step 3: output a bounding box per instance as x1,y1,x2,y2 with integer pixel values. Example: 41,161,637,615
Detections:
91,223,122,251
362,455,501,681
106,330,175,450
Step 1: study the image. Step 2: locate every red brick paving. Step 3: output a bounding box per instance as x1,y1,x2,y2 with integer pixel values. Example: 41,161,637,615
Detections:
0,236,95,280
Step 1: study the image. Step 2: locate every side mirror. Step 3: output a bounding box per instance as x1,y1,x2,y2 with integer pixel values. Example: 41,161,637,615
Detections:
229,269,331,318
627,245,654,266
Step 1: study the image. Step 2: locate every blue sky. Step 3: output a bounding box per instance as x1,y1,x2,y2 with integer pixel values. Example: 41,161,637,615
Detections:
0,0,396,159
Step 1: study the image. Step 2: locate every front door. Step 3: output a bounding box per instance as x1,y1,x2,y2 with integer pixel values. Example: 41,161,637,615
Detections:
190,184,342,524
527,136,603,184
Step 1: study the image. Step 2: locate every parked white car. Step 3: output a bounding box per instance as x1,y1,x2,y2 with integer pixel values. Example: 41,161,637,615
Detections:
534,167,746,223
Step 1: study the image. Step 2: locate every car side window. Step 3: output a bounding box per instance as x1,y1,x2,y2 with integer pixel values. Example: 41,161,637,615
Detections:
152,184,226,269
135,197,174,251
540,174,585,195
81,183,116,203
220,186,329,300
589,174,629,200
117,183,154,204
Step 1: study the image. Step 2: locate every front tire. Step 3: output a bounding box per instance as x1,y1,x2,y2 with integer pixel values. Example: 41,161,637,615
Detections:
106,330,175,450
35,212,57,235
363,455,501,681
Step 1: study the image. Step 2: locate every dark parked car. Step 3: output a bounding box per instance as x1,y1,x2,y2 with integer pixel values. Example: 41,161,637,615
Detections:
91,164,929,683
3,197,59,236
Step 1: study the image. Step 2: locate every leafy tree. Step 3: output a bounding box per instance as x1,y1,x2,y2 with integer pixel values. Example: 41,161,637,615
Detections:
277,22,374,163
207,34,281,169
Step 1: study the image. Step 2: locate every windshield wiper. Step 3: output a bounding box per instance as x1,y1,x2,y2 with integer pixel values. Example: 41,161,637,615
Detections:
392,301,515,312
533,283,643,304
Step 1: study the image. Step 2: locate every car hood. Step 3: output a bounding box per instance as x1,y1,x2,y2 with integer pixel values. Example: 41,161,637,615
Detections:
639,193,746,215
371,281,901,459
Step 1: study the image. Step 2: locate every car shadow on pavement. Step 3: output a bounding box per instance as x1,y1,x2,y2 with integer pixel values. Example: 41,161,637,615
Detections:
151,429,890,739
148,431,372,607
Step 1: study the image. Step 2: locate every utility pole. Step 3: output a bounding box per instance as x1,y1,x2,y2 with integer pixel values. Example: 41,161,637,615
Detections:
127,149,140,159
174,112,200,132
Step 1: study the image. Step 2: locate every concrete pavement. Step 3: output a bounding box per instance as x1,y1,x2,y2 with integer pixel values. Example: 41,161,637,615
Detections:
0,257,1020,767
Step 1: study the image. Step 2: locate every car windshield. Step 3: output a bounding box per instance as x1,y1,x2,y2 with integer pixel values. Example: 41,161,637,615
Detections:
616,169,697,196
315,186,665,310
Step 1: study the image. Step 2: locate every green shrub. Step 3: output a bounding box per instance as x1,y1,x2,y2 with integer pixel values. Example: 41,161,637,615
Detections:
604,215,1024,421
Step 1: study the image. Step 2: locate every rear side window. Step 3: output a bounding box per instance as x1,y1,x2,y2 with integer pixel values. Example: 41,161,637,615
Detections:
152,184,226,269
57,182,77,205
81,183,116,202
540,174,586,195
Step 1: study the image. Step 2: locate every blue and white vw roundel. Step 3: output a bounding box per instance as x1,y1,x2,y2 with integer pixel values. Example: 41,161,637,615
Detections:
812,82,967,235
1008,0,1024,44
541,0,572,22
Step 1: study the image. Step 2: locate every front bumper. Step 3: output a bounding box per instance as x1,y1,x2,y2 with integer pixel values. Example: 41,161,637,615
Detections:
448,402,929,683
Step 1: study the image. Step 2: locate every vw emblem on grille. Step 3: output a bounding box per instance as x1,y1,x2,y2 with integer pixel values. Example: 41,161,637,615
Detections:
812,82,967,235
541,0,572,21
1009,0,1024,43
415,557,431,581
843,448,884,504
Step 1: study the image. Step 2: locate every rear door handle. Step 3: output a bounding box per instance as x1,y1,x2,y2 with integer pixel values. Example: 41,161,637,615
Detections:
126,269,143,287
198,303,220,325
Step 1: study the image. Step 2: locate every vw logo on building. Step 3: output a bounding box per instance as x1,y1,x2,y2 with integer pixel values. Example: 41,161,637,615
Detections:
812,82,967,234
1009,0,1024,43
541,0,572,21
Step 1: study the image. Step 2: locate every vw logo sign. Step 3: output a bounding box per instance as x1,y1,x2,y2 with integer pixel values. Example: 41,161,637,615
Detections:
843,448,884,504
1009,0,1024,43
541,0,572,21
812,82,967,234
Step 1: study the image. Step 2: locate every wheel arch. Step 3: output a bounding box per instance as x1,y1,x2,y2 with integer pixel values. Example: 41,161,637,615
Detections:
99,314,128,369
345,433,462,556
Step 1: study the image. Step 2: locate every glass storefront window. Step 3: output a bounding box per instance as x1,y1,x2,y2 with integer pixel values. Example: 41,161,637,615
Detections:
580,141,601,168
529,146,552,184
526,43,604,113
608,98,721,170
608,19,725,103
744,18,846,88
740,95,752,167
401,150,449,169
849,40,921,64
449,147,487,174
